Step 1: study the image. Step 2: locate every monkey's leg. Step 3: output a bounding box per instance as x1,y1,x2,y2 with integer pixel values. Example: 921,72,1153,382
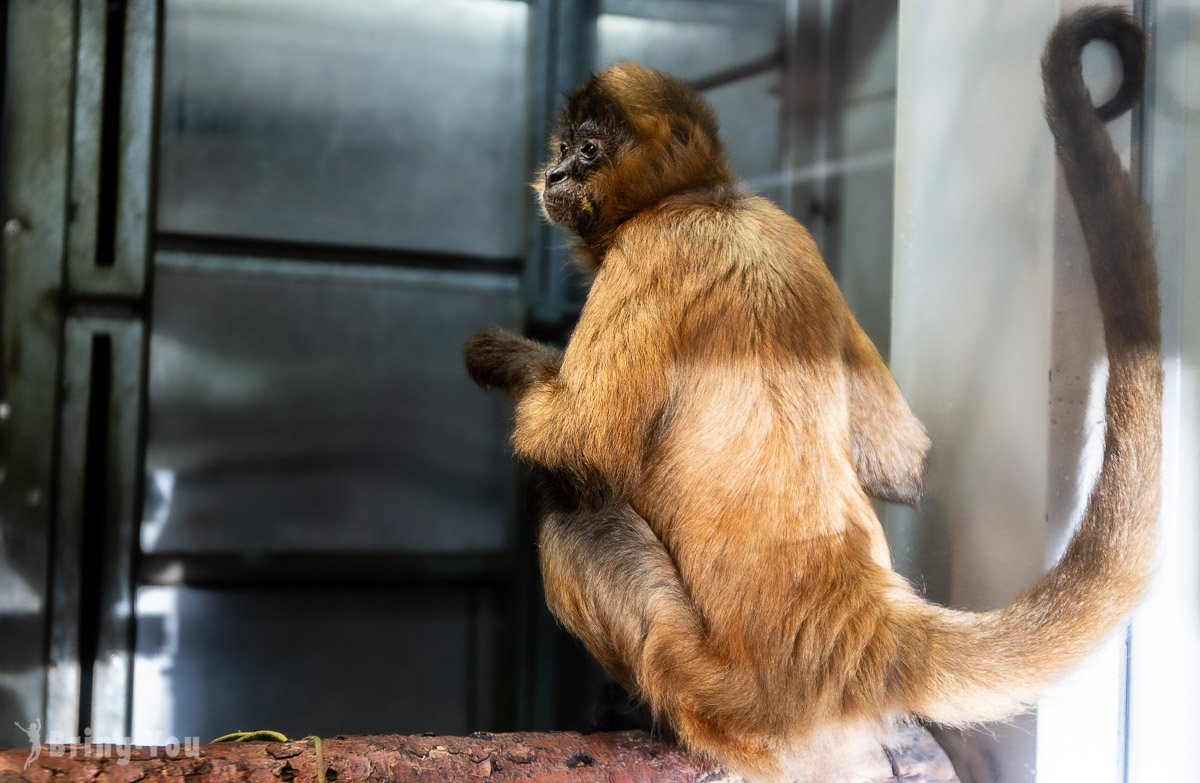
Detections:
531,468,692,687
530,469,775,772
844,320,932,507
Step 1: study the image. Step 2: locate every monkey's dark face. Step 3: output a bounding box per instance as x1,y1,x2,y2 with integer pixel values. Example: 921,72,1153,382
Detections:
537,81,628,236
539,120,613,231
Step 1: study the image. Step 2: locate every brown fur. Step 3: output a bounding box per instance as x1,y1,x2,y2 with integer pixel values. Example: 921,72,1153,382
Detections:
463,7,1160,779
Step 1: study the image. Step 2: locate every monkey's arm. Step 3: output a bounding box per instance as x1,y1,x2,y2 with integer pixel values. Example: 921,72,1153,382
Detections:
511,267,672,503
844,320,931,507
463,328,562,401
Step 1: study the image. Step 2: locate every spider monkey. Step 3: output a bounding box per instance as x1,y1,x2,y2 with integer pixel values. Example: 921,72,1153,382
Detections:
464,6,1159,779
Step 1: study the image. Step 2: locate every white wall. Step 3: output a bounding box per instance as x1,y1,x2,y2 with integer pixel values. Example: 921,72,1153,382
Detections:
892,2,1142,782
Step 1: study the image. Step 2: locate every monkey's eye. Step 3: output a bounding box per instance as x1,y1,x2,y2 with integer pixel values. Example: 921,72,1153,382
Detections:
581,141,600,159
558,142,568,157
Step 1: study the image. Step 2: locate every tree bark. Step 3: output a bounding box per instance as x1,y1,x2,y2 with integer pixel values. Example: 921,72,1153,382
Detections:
0,726,958,783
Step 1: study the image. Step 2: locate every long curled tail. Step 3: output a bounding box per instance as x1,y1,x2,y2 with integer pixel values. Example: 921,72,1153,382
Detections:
894,6,1162,725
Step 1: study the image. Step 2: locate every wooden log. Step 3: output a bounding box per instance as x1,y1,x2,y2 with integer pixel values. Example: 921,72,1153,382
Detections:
0,726,959,783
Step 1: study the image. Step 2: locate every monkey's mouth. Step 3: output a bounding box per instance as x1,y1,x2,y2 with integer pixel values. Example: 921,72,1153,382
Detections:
540,187,588,227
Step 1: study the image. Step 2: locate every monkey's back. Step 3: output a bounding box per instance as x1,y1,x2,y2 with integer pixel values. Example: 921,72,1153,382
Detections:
612,194,907,723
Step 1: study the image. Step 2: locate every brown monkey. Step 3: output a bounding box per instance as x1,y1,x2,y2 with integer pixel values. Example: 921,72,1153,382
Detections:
464,6,1159,779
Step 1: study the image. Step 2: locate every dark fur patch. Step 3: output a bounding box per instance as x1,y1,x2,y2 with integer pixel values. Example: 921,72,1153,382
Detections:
559,77,628,144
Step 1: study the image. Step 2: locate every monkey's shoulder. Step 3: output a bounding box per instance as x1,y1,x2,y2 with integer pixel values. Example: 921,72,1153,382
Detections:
605,191,833,298
612,190,808,248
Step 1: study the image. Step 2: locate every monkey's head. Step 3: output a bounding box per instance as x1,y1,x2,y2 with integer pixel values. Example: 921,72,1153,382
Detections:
536,62,736,256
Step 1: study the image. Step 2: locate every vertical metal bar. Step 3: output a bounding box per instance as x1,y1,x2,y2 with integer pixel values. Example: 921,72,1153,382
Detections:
525,0,597,326
0,0,74,746
1126,0,1200,774
66,0,158,298
778,0,800,217
519,0,546,726
45,324,88,737
517,1,553,728
1130,0,1149,199
814,0,843,278
47,319,145,739
112,0,157,295
65,0,105,291
778,0,831,251
1123,5,1152,781
523,0,557,325
88,319,143,738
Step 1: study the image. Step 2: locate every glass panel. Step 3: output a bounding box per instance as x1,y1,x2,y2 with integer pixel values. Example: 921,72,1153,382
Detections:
157,0,530,259
144,254,520,553
132,586,481,741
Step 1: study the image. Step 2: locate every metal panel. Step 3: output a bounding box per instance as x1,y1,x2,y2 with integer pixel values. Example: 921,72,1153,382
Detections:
46,318,145,739
156,0,530,260
595,6,780,82
144,253,521,554
599,0,778,27
131,586,488,741
0,0,74,749
66,0,160,297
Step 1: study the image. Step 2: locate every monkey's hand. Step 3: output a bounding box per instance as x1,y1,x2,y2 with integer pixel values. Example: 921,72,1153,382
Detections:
463,327,562,401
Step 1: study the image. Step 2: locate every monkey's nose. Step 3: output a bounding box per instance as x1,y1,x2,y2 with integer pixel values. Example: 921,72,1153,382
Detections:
546,165,568,187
